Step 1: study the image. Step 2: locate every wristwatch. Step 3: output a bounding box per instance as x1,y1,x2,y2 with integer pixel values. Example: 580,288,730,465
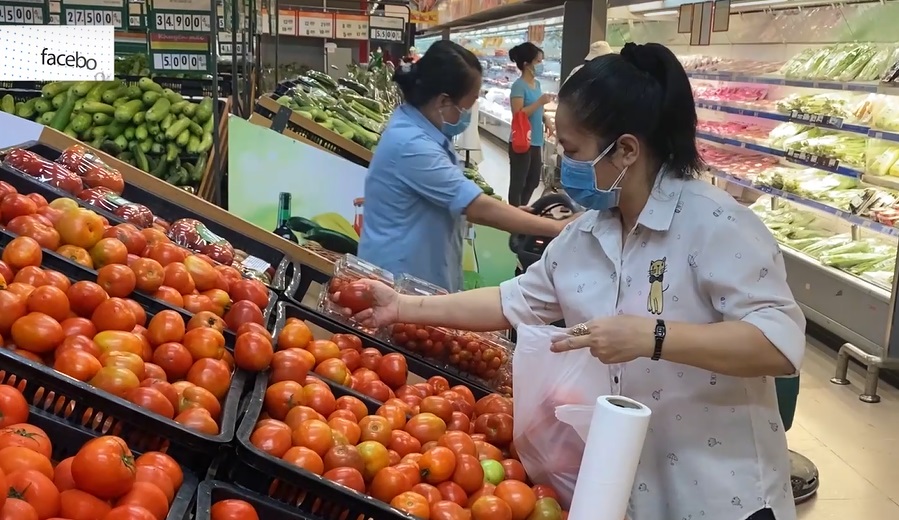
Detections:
652,319,666,361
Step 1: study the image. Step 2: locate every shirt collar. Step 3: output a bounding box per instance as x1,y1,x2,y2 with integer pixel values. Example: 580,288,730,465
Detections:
398,104,453,152
576,170,687,233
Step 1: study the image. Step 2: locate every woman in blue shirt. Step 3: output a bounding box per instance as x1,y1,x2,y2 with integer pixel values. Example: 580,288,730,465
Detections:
508,42,554,207
358,40,571,293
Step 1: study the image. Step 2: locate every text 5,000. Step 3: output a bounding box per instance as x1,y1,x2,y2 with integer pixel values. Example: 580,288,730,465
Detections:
41,49,98,70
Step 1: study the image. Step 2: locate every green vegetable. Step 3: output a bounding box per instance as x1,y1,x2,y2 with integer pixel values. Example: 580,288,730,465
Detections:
72,81,94,98
74,99,84,112
33,98,53,114
105,120,127,139
337,78,370,96
113,97,129,108
102,86,127,104
138,77,163,93
166,142,180,162
63,125,79,138
123,126,135,140
142,91,162,106
163,88,183,104
187,135,201,154
182,102,197,118
70,112,92,133
38,111,56,125
123,85,142,99
130,142,149,172
147,122,161,136
113,134,128,151
81,101,116,115
165,117,191,141
161,113,175,132
41,82,73,99
91,125,108,139
146,97,171,123
139,138,152,153
197,133,213,153
306,70,338,90
0,95,14,114
188,120,203,136
176,128,191,147
15,99,36,119
150,154,168,177
133,111,146,125
170,101,188,115
86,81,120,102
201,116,213,134
51,92,66,110
49,89,77,131
195,97,213,123
135,124,149,141
115,99,144,123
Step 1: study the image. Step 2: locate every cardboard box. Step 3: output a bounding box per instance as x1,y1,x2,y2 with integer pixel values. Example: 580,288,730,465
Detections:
34,126,336,276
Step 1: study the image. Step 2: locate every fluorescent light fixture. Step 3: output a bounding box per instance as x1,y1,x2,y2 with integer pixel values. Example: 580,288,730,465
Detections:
644,9,678,16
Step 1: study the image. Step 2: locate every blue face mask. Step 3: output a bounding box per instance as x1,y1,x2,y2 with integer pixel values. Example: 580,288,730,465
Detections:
560,139,629,210
534,63,545,76
442,106,472,138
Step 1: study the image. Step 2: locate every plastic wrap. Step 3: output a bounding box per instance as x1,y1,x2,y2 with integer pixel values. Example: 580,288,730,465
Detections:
56,144,125,194
3,149,83,195
168,218,236,265
321,254,394,331
77,187,155,228
856,45,897,81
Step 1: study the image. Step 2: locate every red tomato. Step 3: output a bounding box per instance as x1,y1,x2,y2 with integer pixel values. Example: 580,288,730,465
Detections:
210,500,260,520
0,386,29,428
71,436,136,499
322,467,366,493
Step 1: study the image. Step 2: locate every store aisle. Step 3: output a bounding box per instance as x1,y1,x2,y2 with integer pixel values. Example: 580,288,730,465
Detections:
474,132,899,519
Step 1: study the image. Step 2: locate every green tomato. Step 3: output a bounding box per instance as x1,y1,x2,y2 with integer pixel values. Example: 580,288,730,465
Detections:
527,498,563,520
481,459,505,485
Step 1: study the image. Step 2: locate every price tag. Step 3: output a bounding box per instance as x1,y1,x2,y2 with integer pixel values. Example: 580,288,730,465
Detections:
296,11,333,38
789,110,845,130
786,149,841,170
0,0,47,24
334,14,367,40
153,52,207,71
368,14,403,43
277,9,294,35
218,32,244,55
150,0,213,32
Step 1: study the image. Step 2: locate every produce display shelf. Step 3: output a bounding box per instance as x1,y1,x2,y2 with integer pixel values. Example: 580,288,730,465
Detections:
696,99,899,143
269,301,387,411
696,131,864,178
709,169,899,238
28,405,198,520
6,141,291,292
0,75,235,98
0,165,279,324
228,369,419,520
193,480,314,520
686,71,899,94
0,241,248,471
278,301,497,399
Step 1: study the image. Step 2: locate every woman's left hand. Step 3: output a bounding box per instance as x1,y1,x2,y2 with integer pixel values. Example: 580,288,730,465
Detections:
550,315,657,363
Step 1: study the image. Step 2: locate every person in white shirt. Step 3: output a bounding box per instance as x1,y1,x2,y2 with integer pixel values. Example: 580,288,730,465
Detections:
336,42,804,520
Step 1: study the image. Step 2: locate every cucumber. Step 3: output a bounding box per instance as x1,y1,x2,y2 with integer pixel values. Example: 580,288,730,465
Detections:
72,81,94,97
33,99,53,114
91,125,108,139
306,70,338,90
135,124,148,141
197,132,213,153
38,111,56,125
305,228,357,255
160,113,174,132
187,135,201,154
82,101,116,115
41,82,73,99
102,86,127,104
145,97,171,123
147,122,161,136
195,97,213,123
130,141,149,172
105,120,127,139
113,97,129,108
114,99,144,123
138,77,163,93
163,88,183,104
170,100,188,115
142,91,162,107
51,92,66,110
0,94,14,114
74,99,84,112
188,120,204,136
124,126,135,140
92,113,112,125
164,118,191,141
133,111,146,125
182,102,197,118
70,112,92,133
176,128,191,147
63,125,79,139
49,89,77,131
124,85,143,99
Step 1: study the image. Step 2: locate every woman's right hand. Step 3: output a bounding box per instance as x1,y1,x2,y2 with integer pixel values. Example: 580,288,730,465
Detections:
538,93,554,105
331,279,401,328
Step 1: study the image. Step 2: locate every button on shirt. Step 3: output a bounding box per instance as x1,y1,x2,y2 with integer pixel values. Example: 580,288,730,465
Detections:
358,104,483,293
510,78,544,147
500,174,806,520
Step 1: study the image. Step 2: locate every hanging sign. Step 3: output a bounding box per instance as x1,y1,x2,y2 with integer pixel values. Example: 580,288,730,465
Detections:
218,31,244,54
128,0,144,29
334,13,367,40
368,14,403,43
296,11,332,38
0,0,48,24
148,32,212,73
277,8,294,35
61,0,125,28
150,0,212,33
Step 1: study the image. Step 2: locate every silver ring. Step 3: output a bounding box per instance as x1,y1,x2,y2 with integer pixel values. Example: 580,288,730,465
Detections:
571,323,589,336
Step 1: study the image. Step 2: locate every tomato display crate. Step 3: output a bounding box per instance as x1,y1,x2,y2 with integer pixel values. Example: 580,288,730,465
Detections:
269,301,387,411
227,369,419,520
2,141,291,292
276,301,495,399
26,405,198,520
193,480,315,520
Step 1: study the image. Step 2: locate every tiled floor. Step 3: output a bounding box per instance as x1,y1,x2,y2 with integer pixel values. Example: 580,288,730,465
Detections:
475,132,899,519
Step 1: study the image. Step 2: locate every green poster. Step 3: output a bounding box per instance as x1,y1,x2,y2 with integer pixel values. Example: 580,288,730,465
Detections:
227,117,518,289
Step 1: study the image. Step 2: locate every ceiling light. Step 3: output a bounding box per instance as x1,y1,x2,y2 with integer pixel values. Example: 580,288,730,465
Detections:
644,9,678,16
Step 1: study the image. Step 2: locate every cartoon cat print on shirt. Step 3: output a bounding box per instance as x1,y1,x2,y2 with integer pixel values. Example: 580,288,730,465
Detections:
647,257,669,315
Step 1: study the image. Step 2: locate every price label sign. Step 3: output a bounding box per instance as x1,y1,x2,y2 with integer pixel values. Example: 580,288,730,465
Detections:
62,0,125,28
296,11,333,38
788,110,844,129
334,13,367,40
368,14,403,43
0,0,48,24
218,32,244,55
128,0,144,29
277,9,294,35
150,0,212,33
786,149,840,170
148,32,212,73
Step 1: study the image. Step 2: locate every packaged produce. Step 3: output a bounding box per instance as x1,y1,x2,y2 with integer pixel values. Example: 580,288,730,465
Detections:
168,218,236,265
3,148,84,195
382,274,513,395
873,96,899,131
321,254,394,329
78,186,156,228
856,45,898,81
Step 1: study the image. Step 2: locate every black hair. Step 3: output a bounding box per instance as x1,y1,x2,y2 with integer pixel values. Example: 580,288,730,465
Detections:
509,42,543,71
393,40,482,107
559,42,702,178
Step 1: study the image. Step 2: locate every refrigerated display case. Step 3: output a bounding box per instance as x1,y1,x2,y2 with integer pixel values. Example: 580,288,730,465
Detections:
609,1,899,402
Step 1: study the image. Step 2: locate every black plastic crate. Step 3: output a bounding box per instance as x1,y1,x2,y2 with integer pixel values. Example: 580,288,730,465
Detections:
0,89,42,102
277,301,495,400
228,365,418,520
193,480,316,520
117,75,233,99
27,405,198,520
0,239,249,472
269,302,387,412
0,141,289,293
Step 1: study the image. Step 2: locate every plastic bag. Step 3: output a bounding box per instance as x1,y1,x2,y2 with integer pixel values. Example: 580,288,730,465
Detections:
168,218,236,265
510,111,532,154
512,324,612,508
56,144,125,194
3,149,83,195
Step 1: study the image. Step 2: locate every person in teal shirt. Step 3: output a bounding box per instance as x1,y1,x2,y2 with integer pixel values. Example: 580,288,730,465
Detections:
508,42,554,207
